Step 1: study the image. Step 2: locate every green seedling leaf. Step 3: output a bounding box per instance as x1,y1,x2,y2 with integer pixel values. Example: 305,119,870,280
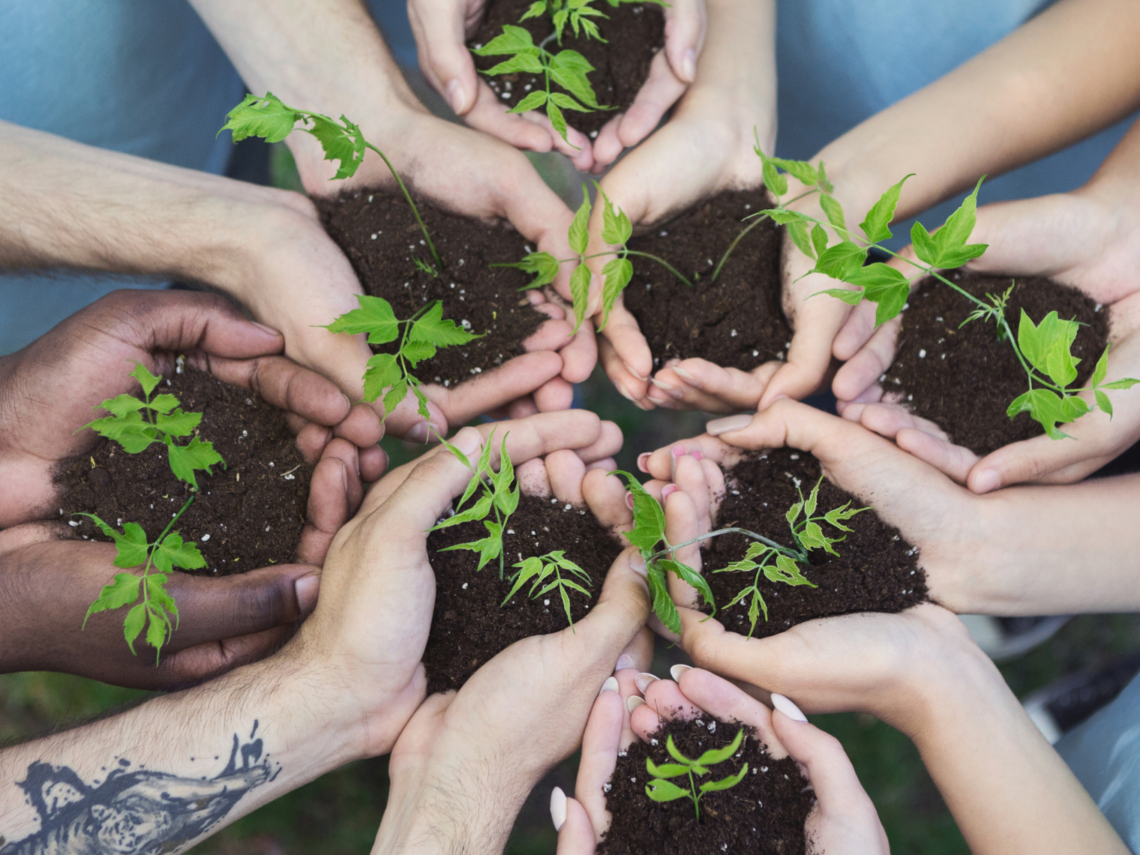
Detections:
599,188,633,246
823,503,867,532
307,114,366,180
910,221,938,267
123,603,147,655
600,258,633,330
768,157,819,187
220,92,302,144
147,394,179,415
401,341,437,367
569,187,592,255
442,520,503,571
500,250,562,290
936,176,985,256
410,301,481,347
1096,390,1114,417
819,193,846,233
758,152,788,198
767,554,815,587
155,408,201,438
804,479,820,517
1007,388,1071,439
1091,346,1110,387
129,361,162,396
817,288,864,306
648,563,680,635
646,760,690,779
813,241,867,280
145,605,171,659
611,471,665,554
695,729,745,766
96,393,147,418
1101,378,1140,391
145,573,178,621
547,100,569,144
151,532,206,576
844,263,910,327
786,220,815,260
521,0,548,20
84,410,158,454
645,779,690,802
810,223,829,258
474,25,538,56
658,559,715,611
763,208,815,227
860,174,912,244
786,501,803,526
432,493,494,531
550,51,603,108
362,353,403,402
325,295,400,344
508,89,549,114
83,573,142,627
486,52,546,76
700,764,749,793
166,436,223,490
569,262,592,333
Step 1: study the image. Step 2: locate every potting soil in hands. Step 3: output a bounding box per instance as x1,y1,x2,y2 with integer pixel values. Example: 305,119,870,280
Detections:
599,717,814,855
57,364,312,576
423,492,623,694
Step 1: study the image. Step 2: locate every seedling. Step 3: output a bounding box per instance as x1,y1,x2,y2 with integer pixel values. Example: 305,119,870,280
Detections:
473,1,668,143
645,728,749,821
613,471,864,635
433,431,520,577
79,362,224,659
714,477,865,637
323,296,482,421
502,551,593,629
220,92,440,272
496,183,691,332
752,145,1140,439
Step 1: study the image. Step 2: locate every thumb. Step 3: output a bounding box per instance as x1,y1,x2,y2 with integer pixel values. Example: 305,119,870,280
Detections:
570,548,651,662
408,0,479,115
663,0,706,83
556,794,597,854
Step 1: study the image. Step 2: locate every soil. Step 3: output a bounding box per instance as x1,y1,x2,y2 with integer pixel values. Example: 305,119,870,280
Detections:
470,0,664,137
598,717,814,855
55,364,312,576
621,189,790,373
886,270,1108,456
316,190,547,388
701,449,926,638
424,492,624,694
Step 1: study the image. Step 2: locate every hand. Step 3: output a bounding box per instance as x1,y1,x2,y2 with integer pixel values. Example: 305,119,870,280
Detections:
276,102,597,439
288,410,627,765
554,666,887,854
833,187,1140,492
407,0,707,172
0,288,385,528
0,437,363,688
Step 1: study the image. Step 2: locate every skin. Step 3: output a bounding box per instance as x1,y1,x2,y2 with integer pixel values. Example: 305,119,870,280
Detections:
0,289,378,687
0,411,623,850
645,431,1129,855
189,0,598,438
834,116,1140,493
554,668,887,854
602,0,1140,414
406,0,708,173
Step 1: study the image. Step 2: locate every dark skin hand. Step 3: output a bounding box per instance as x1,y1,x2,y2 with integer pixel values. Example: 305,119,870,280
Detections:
0,289,377,688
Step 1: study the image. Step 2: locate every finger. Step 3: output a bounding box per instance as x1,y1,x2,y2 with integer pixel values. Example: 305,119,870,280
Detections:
157,624,294,684
663,0,706,84
297,440,362,566
856,402,949,443
568,548,652,667
759,304,841,407
535,376,576,412
583,469,634,532
643,437,740,483
599,332,653,410
430,351,565,427
293,422,332,464
662,487,703,609
895,428,979,485
836,384,884,417
360,444,389,483
332,401,385,449
559,321,599,385
524,313,577,352
517,457,553,498
407,0,479,115
547,449,588,506
614,51,688,151
598,301,654,394
574,420,624,464
591,115,626,172
463,81,557,152
673,453,712,534
638,679,701,734
207,354,353,433
508,395,540,420
556,796,597,853
576,685,626,837
656,360,779,412
832,316,901,403
674,667,787,759
967,427,1117,492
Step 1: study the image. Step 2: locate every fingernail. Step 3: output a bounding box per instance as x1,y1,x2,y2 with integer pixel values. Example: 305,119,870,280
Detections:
600,676,620,695
707,414,752,436
616,381,636,403
341,392,354,411
650,377,682,399
625,491,635,510
616,653,636,671
251,321,281,337
406,422,430,444
295,573,321,615
635,672,659,693
450,427,482,458
772,693,808,722
550,787,567,832
630,553,647,576
691,451,703,461
671,444,685,479
672,365,703,389
661,484,677,502
629,369,649,382
973,469,1000,494
627,696,646,713
681,48,697,83
637,452,651,474
670,664,692,682
445,78,467,114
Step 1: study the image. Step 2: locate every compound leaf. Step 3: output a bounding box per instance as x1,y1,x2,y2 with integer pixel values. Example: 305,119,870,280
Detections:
84,410,158,454
84,573,142,625
432,493,494,530
307,114,366,180
166,436,223,490
98,393,147,418
648,563,680,635
813,241,867,280
152,532,206,576
362,353,403,402
546,99,569,144
507,89,548,115
401,340,437,367
474,25,537,56
486,52,545,76
325,295,400,345
410,301,481,347
112,522,150,569
819,193,847,233
646,759,689,779
219,92,301,144
155,408,201,438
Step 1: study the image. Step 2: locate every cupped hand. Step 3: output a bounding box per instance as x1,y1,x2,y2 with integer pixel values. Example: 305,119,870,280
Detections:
0,289,384,528
831,188,1140,492
0,437,363,688
555,666,887,854
407,0,707,172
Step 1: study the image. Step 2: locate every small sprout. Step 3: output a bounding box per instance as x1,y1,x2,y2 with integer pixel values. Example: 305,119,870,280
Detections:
645,729,749,820
503,550,593,630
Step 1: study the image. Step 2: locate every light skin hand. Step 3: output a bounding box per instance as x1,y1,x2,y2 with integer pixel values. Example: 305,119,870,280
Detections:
555,667,887,854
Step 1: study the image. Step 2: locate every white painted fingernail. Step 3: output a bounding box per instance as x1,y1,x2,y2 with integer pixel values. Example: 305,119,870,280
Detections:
616,381,636,403
681,48,697,82
616,654,636,671
672,365,702,389
706,414,752,436
670,664,692,682
600,676,619,695
772,693,808,722
550,787,567,831
635,672,659,693
627,696,646,713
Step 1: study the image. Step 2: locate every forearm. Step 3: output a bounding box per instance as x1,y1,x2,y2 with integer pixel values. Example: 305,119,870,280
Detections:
902,643,1127,855
0,120,297,283
810,0,1140,223
0,655,363,852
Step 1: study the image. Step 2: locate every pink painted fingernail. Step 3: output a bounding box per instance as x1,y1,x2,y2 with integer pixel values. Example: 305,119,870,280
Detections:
637,453,651,473
772,693,808,722
672,445,686,458
635,672,659,693
691,451,704,461
625,491,635,509
706,414,752,436
661,484,677,502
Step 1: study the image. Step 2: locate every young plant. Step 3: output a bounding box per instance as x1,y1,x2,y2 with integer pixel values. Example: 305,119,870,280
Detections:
220,92,440,273
751,147,1140,439
323,296,482,421
432,431,520,577
714,477,865,637
79,362,224,660
80,498,204,663
496,184,691,332
645,728,749,821
502,550,593,629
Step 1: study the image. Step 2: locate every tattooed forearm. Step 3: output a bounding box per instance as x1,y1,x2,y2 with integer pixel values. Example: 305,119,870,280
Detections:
0,722,276,855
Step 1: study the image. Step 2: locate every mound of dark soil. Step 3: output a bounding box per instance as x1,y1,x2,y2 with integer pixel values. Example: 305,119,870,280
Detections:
701,449,926,638
316,190,548,389
57,364,312,576
424,492,624,693
621,189,789,373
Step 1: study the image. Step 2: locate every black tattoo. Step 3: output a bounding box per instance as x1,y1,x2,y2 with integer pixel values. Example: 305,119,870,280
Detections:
1,721,275,854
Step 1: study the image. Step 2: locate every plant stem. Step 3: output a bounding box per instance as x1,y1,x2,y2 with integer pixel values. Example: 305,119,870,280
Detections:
648,527,806,565
363,142,441,271
714,188,821,283
622,251,694,288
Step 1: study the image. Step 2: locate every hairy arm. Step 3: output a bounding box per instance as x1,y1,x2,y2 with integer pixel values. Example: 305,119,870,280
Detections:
0,655,361,854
